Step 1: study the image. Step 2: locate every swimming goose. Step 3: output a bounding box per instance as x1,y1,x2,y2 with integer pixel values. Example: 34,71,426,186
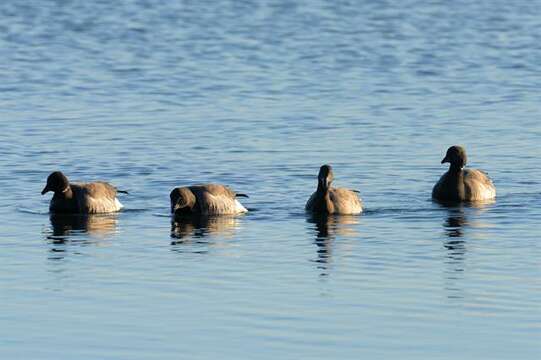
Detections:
170,184,248,216
432,145,496,202
41,171,124,214
305,164,363,215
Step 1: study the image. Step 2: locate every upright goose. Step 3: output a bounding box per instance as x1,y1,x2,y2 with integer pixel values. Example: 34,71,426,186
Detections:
41,171,125,214
170,184,248,216
305,164,363,215
432,145,496,202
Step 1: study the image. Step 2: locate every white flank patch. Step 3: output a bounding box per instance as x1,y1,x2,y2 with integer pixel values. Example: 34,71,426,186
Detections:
235,199,248,213
115,198,124,211
481,185,496,200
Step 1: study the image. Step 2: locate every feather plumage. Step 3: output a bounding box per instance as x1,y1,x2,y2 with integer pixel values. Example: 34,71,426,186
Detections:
305,165,363,215
43,172,124,214
432,146,496,202
170,184,248,216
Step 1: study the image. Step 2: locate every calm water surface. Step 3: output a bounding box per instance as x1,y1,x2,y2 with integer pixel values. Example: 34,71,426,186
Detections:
1,1,540,359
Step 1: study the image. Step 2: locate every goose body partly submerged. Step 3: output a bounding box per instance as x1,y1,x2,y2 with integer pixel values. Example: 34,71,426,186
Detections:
41,171,124,214
305,165,362,215
432,146,496,202
170,184,248,216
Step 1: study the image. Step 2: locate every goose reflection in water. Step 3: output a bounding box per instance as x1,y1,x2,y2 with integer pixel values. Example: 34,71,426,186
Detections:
46,213,119,260
306,213,360,276
170,214,240,252
48,213,119,240
444,207,468,239
438,199,495,240
438,200,495,299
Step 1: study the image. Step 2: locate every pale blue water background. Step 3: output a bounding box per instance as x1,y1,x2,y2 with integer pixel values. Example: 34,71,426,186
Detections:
1,0,540,359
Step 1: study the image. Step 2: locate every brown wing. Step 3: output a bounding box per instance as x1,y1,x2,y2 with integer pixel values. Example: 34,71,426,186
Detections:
74,182,122,213
463,169,496,201
83,182,118,198
190,184,237,198
189,184,246,215
329,188,363,214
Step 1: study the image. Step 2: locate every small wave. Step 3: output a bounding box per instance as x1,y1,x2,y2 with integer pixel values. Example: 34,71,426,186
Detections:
152,213,171,218
120,208,148,213
17,207,48,215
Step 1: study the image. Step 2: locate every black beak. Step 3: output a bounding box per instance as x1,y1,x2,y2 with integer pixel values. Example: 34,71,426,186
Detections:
41,185,50,195
441,156,449,164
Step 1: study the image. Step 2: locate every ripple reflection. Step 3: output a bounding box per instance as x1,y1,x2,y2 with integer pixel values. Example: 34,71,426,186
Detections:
306,214,360,276
437,200,495,300
45,213,119,260
170,215,240,254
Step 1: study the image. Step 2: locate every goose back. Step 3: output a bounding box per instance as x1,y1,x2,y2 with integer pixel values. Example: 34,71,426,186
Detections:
463,169,496,200
329,188,363,214
171,184,247,215
306,188,362,215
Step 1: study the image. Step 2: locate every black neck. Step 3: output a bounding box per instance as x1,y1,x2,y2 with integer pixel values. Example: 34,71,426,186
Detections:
54,187,73,199
445,166,466,201
448,163,464,173
317,182,329,194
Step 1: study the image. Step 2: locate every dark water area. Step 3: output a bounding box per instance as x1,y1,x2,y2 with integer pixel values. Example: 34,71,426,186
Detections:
1,1,540,359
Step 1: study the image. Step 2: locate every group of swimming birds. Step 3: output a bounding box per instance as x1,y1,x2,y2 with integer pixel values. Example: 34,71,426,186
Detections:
41,145,496,216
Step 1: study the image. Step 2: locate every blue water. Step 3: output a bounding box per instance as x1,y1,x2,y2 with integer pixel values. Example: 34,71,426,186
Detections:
1,1,540,359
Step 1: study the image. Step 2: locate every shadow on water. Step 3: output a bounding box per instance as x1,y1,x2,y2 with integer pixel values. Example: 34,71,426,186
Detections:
306,213,360,277
45,213,119,260
435,199,496,299
170,214,240,254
